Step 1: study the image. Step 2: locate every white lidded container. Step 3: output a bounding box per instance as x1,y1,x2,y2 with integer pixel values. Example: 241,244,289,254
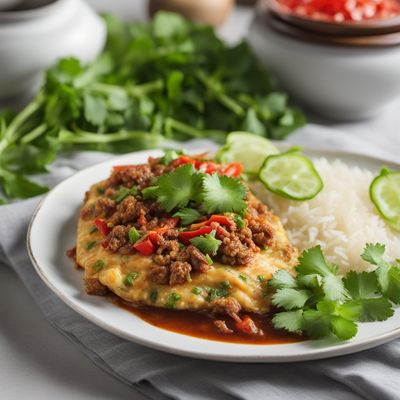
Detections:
0,0,106,101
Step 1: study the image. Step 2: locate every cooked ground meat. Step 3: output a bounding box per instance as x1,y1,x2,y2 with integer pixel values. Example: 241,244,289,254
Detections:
85,277,108,296
107,225,129,252
108,164,153,190
215,223,258,266
214,320,233,334
154,240,181,266
169,261,191,285
211,297,242,322
95,197,116,218
182,245,210,273
148,265,169,285
80,204,94,220
247,218,274,248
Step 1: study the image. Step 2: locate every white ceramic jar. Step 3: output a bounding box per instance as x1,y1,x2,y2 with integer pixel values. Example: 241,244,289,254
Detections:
0,0,106,101
247,9,400,121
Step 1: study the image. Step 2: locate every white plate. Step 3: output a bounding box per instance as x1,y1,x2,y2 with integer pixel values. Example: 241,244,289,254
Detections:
27,146,400,363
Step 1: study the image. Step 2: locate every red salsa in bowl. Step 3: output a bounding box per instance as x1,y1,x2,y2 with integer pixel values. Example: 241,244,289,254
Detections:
276,0,400,22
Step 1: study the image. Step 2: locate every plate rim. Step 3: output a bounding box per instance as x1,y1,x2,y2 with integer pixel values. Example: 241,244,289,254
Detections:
27,146,400,363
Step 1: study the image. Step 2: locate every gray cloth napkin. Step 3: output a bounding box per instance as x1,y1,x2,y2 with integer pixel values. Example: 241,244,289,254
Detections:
1,127,399,400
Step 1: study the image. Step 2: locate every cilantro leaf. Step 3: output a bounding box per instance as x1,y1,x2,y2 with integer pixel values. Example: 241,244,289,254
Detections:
271,288,310,310
302,310,331,339
296,246,336,276
272,310,303,333
343,271,379,299
202,173,247,214
345,298,393,322
190,230,221,256
322,274,348,302
330,316,358,341
173,208,202,225
152,164,202,212
386,267,400,304
361,243,390,268
160,149,183,165
268,270,297,289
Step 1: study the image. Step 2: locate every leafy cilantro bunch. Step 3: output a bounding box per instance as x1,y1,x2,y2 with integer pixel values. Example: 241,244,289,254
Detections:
0,11,304,203
270,243,400,341
143,163,248,215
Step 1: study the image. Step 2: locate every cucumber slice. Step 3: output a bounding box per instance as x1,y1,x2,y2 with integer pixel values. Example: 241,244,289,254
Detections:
370,168,400,232
216,132,279,174
259,151,323,201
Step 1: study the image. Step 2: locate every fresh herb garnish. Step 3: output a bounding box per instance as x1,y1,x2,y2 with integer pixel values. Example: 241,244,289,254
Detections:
239,273,248,282
270,243,399,340
192,287,202,295
166,292,181,309
89,226,98,234
93,260,105,272
128,227,141,244
149,289,158,303
113,186,137,203
86,241,97,250
160,149,183,165
205,254,213,265
190,230,221,256
173,208,202,226
0,12,303,203
257,275,265,282
234,214,245,229
147,164,202,212
202,174,247,214
206,281,232,302
123,272,140,287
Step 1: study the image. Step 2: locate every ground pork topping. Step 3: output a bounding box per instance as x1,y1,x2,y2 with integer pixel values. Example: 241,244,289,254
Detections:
86,155,279,286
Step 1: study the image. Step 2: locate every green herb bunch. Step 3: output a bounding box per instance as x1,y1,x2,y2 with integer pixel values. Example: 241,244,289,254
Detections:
0,12,304,203
270,243,400,340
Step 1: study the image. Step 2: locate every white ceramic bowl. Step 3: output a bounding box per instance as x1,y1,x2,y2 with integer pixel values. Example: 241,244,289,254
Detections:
247,10,400,121
0,0,106,101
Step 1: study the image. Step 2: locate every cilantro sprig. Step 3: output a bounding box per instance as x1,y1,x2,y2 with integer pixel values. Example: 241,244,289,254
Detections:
144,164,248,215
270,243,399,341
0,12,304,203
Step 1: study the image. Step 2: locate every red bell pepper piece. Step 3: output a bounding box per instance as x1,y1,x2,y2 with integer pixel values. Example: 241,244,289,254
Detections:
178,226,213,245
173,155,196,167
196,161,218,174
191,215,232,230
235,316,262,336
146,232,161,245
133,239,156,256
222,162,243,177
94,218,111,236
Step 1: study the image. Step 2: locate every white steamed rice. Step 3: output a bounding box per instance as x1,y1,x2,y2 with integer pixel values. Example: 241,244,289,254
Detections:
252,158,400,274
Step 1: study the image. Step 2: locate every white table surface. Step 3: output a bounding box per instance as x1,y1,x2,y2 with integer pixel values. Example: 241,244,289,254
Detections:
0,1,399,400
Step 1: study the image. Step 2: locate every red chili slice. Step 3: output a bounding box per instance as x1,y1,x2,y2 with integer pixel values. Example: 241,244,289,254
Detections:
161,217,180,228
178,226,213,245
222,162,243,177
191,215,232,230
94,218,111,236
133,239,156,255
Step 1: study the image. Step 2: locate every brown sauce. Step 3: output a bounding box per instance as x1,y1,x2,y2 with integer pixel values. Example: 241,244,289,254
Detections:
115,298,304,345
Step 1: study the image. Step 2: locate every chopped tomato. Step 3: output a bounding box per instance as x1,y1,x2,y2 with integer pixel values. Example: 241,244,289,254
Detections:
94,218,111,236
133,239,156,255
138,214,147,226
173,155,196,167
222,163,243,177
196,161,218,174
178,226,213,245
235,316,263,336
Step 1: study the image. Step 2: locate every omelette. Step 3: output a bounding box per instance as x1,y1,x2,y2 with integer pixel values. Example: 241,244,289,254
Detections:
73,152,298,334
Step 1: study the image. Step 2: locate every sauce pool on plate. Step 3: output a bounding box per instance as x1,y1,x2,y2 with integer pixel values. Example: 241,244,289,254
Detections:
115,298,303,345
